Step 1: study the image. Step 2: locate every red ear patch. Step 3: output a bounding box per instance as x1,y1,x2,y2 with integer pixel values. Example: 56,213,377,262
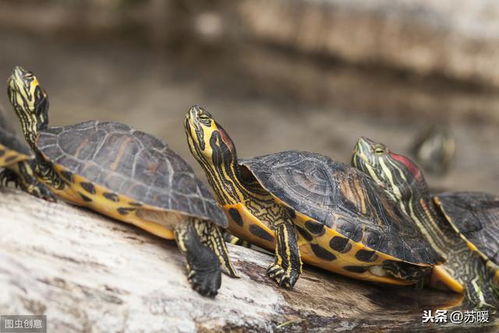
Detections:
389,153,422,180
217,123,235,151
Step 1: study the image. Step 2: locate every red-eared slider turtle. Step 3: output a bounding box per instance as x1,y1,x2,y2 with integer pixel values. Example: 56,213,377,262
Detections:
7,66,237,297
352,137,498,308
184,106,456,289
0,104,54,200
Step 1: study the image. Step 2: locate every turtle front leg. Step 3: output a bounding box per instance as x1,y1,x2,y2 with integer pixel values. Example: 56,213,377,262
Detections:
198,221,239,278
267,219,302,288
1,162,55,202
16,160,56,202
175,218,223,297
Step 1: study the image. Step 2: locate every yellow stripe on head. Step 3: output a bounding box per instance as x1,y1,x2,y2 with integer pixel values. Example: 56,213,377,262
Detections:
7,66,49,146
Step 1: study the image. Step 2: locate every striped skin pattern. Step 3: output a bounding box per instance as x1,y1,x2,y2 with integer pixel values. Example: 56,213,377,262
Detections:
352,137,499,309
7,66,237,297
185,106,443,289
0,105,54,200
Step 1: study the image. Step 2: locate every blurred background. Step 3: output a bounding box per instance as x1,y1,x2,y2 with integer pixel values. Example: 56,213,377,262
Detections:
0,0,498,192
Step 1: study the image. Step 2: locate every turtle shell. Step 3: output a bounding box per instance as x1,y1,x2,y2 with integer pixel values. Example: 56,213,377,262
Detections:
240,150,442,265
434,191,499,266
36,120,227,227
0,105,31,156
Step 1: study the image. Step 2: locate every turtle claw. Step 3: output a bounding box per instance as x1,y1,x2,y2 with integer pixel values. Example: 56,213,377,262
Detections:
29,183,57,202
188,267,221,298
266,263,299,288
0,166,56,202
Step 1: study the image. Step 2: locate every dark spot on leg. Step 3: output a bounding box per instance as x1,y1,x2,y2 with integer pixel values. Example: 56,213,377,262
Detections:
80,182,96,194
79,193,92,202
305,220,325,236
249,224,273,242
228,208,243,226
310,244,336,261
296,226,313,242
4,155,18,163
329,236,352,253
118,207,135,215
60,170,73,183
103,192,119,202
355,249,378,262
344,265,369,273
128,201,142,207
0,149,5,157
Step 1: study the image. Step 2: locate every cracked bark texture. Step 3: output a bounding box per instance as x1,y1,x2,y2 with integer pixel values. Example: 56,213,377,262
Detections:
0,188,496,332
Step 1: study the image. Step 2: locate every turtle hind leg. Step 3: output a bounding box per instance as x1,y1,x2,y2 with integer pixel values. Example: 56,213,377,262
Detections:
16,160,56,202
267,219,302,288
175,219,222,297
201,222,239,278
383,260,431,288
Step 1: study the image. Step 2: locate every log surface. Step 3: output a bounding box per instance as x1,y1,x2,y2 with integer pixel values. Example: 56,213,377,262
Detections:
0,188,495,332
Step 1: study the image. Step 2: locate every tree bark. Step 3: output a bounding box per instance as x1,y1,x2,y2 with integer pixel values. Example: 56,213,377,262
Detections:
0,188,495,332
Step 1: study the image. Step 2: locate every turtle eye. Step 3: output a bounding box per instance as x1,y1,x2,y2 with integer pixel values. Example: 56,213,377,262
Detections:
373,145,385,155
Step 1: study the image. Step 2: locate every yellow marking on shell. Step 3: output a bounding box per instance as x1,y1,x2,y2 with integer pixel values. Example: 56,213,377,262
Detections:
291,208,417,285
339,177,367,215
49,164,175,240
493,269,499,286
224,203,275,250
0,144,30,167
225,199,421,286
110,137,133,171
430,266,465,293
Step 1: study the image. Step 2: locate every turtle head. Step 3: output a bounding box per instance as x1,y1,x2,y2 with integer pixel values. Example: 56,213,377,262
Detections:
7,66,49,146
185,105,237,168
352,137,429,203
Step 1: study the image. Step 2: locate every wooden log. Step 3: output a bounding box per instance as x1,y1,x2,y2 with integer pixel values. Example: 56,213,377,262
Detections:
0,188,495,332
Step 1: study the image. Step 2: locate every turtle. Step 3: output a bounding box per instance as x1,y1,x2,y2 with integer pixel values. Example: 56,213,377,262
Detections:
0,104,54,200
183,105,464,291
7,66,238,297
352,136,498,308
409,125,455,176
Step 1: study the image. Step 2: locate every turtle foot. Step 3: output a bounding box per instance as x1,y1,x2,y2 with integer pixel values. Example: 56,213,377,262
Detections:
266,263,299,288
28,183,57,202
187,266,221,298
